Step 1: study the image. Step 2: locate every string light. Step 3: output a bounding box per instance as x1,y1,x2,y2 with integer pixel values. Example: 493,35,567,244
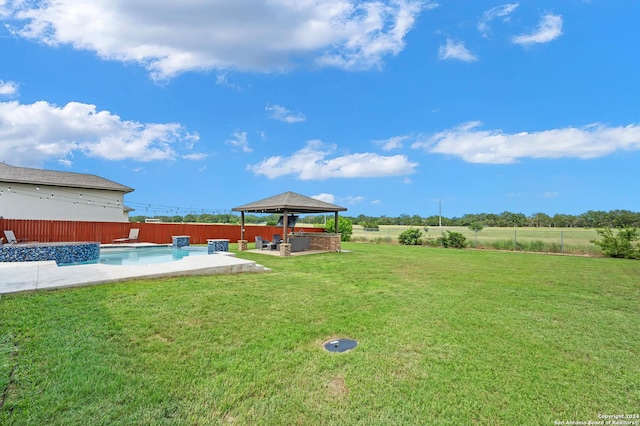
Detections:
0,184,230,216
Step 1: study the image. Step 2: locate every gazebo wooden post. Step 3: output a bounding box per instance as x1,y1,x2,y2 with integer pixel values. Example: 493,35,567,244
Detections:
334,212,339,234
237,211,247,251
241,211,245,240
283,210,288,243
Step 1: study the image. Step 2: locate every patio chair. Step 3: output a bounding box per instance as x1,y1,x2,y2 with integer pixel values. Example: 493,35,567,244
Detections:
255,236,268,250
3,230,27,244
112,228,139,243
270,234,282,250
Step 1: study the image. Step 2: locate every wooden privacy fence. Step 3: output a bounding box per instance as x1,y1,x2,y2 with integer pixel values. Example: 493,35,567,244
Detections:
0,218,323,245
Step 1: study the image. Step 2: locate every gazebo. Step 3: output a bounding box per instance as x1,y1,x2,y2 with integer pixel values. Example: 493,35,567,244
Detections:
232,191,347,254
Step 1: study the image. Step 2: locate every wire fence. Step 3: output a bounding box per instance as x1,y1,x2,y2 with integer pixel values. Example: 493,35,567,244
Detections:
351,226,603,256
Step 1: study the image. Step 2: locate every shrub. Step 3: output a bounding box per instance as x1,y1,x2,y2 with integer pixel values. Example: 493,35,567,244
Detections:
438,231,467,249
592,227,640,259
398,228,423,245
325,217,353,242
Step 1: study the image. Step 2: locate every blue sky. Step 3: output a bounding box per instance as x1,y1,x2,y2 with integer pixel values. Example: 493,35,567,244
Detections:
1,0,639,218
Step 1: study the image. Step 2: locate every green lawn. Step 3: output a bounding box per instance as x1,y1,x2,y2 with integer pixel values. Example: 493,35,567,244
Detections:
1,243,639,425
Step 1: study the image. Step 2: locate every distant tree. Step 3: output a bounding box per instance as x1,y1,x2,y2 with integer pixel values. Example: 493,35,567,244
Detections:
397,214,412,226
424,215,441,226
581,210,609,228
182,214,197,223
410,215,424,226
531,212,551,227
197,214,215,223
378,215,394,225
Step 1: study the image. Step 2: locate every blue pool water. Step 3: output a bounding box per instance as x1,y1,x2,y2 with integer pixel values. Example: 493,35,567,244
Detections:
96,246,208,265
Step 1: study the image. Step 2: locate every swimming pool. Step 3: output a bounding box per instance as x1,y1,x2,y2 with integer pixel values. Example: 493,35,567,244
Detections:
94,246,208,266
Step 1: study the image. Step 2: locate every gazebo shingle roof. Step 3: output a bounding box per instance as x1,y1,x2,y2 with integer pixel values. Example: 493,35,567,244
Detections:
232,191,347,214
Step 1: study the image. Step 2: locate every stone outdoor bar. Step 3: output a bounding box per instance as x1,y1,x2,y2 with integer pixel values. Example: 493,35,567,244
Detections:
296,232,341,252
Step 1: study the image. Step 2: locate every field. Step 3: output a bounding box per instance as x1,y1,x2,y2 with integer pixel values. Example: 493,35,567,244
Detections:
1,243,639,424
352,225,602,255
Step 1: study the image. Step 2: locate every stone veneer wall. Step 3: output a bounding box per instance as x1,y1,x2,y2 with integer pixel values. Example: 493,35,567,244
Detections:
297,233,341,252
0,242,100,265
207,239,230,253
171,236,190,248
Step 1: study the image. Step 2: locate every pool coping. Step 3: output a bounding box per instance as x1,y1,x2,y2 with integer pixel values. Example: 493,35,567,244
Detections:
0,247,270,295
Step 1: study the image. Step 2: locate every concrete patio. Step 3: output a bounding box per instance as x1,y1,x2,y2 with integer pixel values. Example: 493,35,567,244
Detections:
0,250,270,295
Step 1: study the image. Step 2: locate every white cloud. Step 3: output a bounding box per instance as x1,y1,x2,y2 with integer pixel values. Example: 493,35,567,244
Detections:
343,195,364,205
412,121,640,164
0,100,201,167
215,72,241,90
374,135,408,150
371,199,381,205
512,14,563,45
3,0,426,80
225,131,252,153
182,153,208,160
438,39,478,62
312,193,336,204
478,3,519,37
542,191,559,198
248,140,418,180
402,177,413,184
0,0,8,18
57,159,72,168
0,80,19,96
266,104,306,123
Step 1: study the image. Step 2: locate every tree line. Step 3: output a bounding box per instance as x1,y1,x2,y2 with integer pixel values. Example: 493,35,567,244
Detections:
130,209,640,229
336,210,640,228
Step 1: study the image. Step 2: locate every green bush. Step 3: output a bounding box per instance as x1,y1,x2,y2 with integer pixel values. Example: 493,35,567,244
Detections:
438,231,467,248
398,228,423,245
325,217,353,242
592,227,640,259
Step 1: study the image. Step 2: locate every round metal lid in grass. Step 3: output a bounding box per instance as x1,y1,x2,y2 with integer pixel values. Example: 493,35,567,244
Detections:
323,338,357,353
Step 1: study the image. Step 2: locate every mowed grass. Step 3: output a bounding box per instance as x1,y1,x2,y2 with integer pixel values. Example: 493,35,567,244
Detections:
1,243,639,425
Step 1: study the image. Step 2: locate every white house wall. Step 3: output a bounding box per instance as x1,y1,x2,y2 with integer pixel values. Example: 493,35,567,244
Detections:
0,183,129,222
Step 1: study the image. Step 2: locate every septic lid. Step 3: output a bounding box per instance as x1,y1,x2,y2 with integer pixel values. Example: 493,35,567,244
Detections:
324,339,357,353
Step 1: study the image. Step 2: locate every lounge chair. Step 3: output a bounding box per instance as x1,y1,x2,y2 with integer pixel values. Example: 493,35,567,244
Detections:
3,230,27,244
255,236,268,250
112,228,139,243
270,234,282,250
